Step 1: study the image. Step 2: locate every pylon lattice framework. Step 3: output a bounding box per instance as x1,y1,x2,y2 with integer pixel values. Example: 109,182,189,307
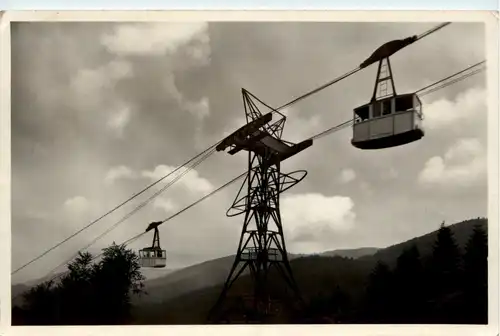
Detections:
209,89,313,322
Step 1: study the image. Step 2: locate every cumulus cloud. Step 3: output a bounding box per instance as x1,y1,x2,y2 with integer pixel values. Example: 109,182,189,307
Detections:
106,105,132,136
281,193,356,253
64,196,90,213
418,137,486,187
70,60,134,134
71,60,133,99
338,168,356,184
163,75,210,119
142,165,214,194
423,87,487,130
153,197,178,214
281,107,321,143
104,165,136,185
185,96,210,119
100,22,210,58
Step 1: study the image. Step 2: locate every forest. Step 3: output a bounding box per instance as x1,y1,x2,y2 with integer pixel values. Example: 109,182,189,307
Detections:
12,219,488,325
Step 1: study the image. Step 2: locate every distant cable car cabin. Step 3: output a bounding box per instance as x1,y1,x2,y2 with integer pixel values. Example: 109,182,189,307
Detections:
352,36,424,150
139,221,167,268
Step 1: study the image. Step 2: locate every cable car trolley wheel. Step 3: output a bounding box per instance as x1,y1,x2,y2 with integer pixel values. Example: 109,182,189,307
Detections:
351,50,425,150
139,222,167,268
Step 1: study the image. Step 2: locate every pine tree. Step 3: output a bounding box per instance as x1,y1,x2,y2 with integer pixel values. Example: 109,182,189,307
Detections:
364,261,393,322
427,221,462,322
431,222,461,288
462,223,488,323
393,244,424,322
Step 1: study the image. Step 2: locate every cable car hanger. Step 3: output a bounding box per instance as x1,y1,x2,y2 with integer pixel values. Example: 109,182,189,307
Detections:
139,221,167,269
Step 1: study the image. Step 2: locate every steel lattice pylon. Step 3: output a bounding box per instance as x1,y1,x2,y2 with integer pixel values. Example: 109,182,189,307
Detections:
208,89,313,323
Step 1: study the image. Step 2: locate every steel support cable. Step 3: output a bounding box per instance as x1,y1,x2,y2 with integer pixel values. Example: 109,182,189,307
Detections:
420,69,486,97
12,143,219,276
416,22,451,40
418,66,486,97
416,60,486,95
309,119,355,141
45,148,217,277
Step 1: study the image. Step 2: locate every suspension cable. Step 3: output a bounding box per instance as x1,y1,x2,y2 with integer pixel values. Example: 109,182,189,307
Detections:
417,60,485,94
416,22,451,40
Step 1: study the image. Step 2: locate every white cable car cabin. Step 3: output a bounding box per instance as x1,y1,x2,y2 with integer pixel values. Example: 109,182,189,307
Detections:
139,221,167,268
352,93,424,150
352,37,424,150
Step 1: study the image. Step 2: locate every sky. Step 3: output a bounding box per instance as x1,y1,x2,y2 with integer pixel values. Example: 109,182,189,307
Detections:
11,21,488,283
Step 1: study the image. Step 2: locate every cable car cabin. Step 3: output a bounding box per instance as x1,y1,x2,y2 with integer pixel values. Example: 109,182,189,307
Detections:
139,247,167,268
351,93,424,150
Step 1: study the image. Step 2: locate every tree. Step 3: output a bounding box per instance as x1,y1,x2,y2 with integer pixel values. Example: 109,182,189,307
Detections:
462,223,488,323
426,222,462,322
14,243,145,325
57,251,96,324
364,261,393,322
392,244,425,322
20,280,59,325
430,222,462,290
92,243,145,324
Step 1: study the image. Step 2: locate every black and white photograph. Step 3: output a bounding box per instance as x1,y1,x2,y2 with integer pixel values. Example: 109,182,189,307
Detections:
6,12,498,327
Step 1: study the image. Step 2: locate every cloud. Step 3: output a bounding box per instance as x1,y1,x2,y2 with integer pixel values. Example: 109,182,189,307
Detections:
418,137,486,187
64,196,90,213
423,87,486,130
162,75,210,119
153,198,178,214
70,60,134,135
71,60,133,99
106,105,132,136
104,165,136,185
338,168,356,184
185,96,210,119
387,167,398,179
281,107,321,143
100,23,210,58
281,193,356,253
142,165,214,194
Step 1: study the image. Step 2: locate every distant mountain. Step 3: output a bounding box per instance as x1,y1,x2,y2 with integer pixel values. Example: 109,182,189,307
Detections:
133,248,376,306
319,247,379,259
134,253,302,305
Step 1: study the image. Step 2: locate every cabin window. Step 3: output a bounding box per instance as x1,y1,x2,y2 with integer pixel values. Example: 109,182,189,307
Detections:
395,95,414,112
354,105,369,121
382,100,392,116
